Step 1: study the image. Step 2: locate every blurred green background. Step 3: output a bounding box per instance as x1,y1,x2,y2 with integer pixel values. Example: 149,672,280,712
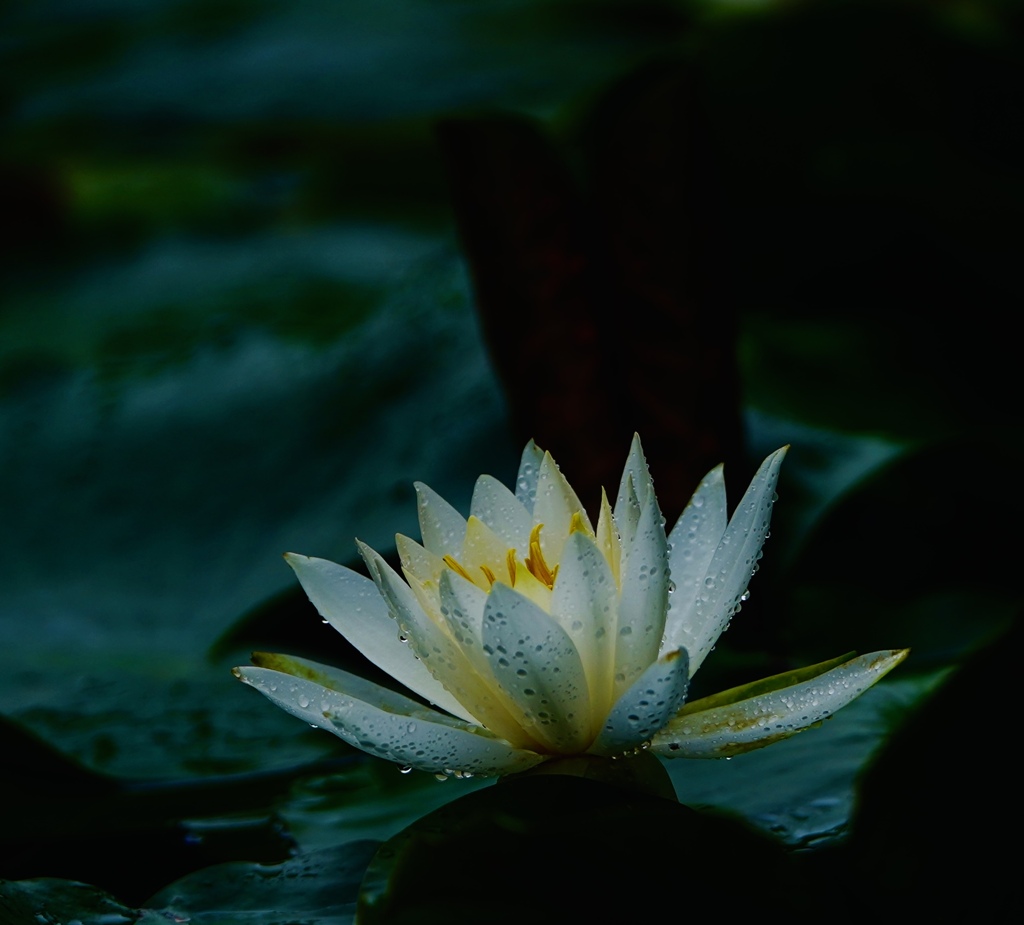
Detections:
1,1,1021,921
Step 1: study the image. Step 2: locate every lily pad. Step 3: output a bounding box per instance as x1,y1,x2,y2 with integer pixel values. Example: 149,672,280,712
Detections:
0,841,378,925
0,879,166,925
148,841,379,925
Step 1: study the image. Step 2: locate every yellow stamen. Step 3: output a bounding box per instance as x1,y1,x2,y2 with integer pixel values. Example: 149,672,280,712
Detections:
524,523,557,589
442,555,474,583
479,564,497,587
569,511,589,536
506,549,518,586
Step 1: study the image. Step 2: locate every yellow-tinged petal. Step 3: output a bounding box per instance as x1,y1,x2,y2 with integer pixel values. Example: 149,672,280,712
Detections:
460,516,512,590
651,649,910,758
595,487,622,586
236,657,544,776
396,533,446,585
505,562,553,612
533,451,593,563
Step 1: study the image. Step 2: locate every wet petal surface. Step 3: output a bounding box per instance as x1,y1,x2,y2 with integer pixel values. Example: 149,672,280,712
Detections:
652,649,909,758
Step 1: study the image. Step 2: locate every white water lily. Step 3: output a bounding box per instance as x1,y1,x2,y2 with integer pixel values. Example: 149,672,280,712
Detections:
235,436,907,777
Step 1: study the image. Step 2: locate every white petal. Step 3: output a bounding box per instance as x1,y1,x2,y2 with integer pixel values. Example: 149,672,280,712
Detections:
661,465,727,656
651,649,909,758
471,474,532,552
590,648,689,756
683,447,787,676
235,661,544,776
532,452,592,564
284,553,468,722
415,482,467,557
483,583,593,753
237,652,455,724
437,569,489,666
359,542,534,748
613,433,654,545
615,474,641,552
395,533,446,585
550,530,618,726
614,495,670,697
594,488,622,585
514,439,545,512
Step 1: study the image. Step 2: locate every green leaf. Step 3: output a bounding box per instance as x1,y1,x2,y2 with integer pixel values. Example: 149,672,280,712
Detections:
148,842,379,925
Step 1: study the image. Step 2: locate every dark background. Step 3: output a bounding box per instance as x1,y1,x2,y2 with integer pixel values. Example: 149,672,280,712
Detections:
1,0,1021,920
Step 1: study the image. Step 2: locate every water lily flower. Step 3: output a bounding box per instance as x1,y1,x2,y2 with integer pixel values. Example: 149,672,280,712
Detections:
235,437,907,777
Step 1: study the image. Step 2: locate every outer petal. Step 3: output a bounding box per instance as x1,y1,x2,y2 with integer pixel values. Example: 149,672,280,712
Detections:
395,533,447,587
284,553,468,722
359,542,536,748
613,434,654,548
483,582,593,754
661,465,727,657
590,648,689,756
651,649,909,758
515,439,545,513
682,447,787,676
415,482,467,557
471,475,532,552
614,494,670,698
235,656,544,776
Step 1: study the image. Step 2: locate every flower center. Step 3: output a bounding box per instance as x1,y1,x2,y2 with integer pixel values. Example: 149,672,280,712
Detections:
443,520,585,593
